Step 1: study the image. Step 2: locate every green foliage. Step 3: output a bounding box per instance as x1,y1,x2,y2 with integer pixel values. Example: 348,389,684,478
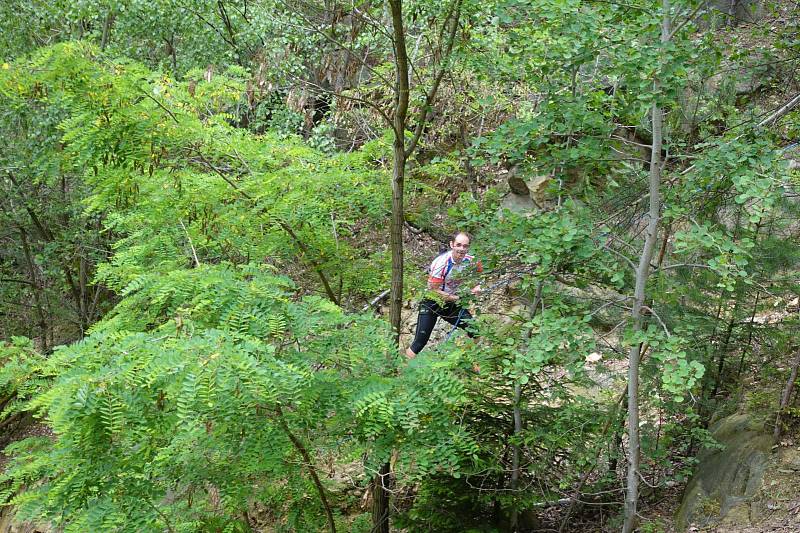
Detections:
1,0,799,530
466,0,720,186
0,337,51,421
0,42,489,532
0,0,306,77
2,43,392,306
0,47,111,341
1,257,484,530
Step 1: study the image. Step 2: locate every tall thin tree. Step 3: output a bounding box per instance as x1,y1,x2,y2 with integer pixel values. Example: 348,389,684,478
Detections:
377,1,464,530
623,1,670,530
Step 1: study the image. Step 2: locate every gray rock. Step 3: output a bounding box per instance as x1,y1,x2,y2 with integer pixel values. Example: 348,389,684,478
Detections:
675,413,773,530
779,448,800,470
500,192,538,215
703,0,763,27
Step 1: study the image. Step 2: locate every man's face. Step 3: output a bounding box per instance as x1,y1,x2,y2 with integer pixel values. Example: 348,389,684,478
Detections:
450,234,470,261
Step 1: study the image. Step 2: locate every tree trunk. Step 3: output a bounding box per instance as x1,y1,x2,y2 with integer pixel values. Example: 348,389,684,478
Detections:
608,391,627,474
276,407,337,533
510,281,544,531
100,10,116,51
7,172,86,336
373,2,411,531
377,1,462,528
774,350,800,442
371,461,392,533
509,381,523,531
737,291,760,378
389,140,406,346
79,252,88,335
388,0,410,347
18,227,48,353
623,3,669,529
711,310,738,400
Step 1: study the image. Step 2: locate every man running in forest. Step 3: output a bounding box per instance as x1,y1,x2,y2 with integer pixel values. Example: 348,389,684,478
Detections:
405,231,482,359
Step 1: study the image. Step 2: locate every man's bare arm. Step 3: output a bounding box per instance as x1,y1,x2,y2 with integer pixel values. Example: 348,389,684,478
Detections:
428,280,459,302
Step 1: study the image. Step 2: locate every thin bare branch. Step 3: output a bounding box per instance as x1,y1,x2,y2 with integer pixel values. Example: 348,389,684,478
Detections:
404,0,463,159
285,73,394,128
641,305,671,337
278,0,394,89
668,1,706,40
179,219,201,267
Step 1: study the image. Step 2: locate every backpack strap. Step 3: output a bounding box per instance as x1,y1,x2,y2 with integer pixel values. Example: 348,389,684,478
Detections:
442,256,455,286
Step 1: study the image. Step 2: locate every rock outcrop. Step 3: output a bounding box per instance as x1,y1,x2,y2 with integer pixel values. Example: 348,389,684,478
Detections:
675,413,773,530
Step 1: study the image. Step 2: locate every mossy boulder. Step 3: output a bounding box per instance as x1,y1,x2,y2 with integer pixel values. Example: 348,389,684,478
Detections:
674,413,772,530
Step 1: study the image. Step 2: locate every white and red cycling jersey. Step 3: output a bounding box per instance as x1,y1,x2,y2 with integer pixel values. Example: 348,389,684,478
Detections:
428,251,483,295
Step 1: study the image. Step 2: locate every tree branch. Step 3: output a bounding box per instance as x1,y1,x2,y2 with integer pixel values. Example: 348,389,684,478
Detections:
179,219,201,267
275,406,337,533
190,146,339,304
139,86,180,124
668,1,705,40
758,92,800,128
404,0,463,159
0,277,38,287
284,73,393,127
641,305,670,337
278,0,394,89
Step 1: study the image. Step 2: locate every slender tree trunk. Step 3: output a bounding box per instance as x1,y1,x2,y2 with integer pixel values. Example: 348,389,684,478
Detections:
459,121,478,196
18,227,48,353
376,2,462,529
7,172,85,330
623,4,669,530
510,281,544,531
774,350,800,442
697,288,728,422
376,142,401,529
165,34,178,76
100,10,116,51
388,0,410,347
276,407,337,533
372,3,411,531
217,0,245,65
737,291,760,378
560,390,629,533
608,391,627,474
79,252,88,335
371,461,392,533
492,468,505,523
711,309,738,400
509,381,523,531
389,140,406,347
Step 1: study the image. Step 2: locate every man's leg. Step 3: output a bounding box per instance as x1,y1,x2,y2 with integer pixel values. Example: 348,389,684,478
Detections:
441,303,476,337
407,300,441,357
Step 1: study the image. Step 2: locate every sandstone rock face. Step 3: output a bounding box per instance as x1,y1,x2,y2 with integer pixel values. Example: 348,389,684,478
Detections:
500,175,550,215
675,413,773,530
